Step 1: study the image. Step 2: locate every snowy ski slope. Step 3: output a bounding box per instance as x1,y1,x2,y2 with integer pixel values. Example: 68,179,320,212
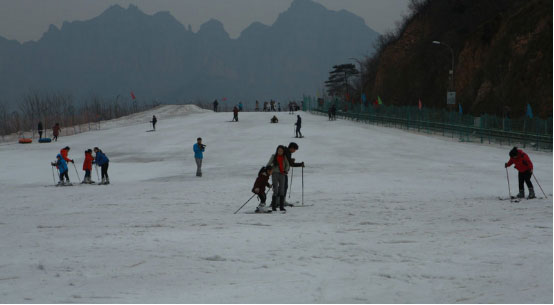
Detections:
0,105,551,303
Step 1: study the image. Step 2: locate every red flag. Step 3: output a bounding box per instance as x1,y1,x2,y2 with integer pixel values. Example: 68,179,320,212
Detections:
130,91,136,100
418,99,422,110
222,97,227,101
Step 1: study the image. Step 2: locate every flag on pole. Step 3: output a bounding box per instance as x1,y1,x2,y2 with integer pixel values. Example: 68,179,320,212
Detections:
378,96,383,105
458,103,463,114
130,91,136,100
418,99,422,110
526,103,533,118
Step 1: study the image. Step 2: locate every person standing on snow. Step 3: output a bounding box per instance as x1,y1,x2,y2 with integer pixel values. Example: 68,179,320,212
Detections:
151,115,157,131
505,147,535,199
38,121,44,139
266,145,290,211
282,142,304,205
52,123,61,141
213,99,219,112
295,115,303,138
193,137,206,177
82,149,94,184
238,102,243,112
94,147,110,184
232,106,239,122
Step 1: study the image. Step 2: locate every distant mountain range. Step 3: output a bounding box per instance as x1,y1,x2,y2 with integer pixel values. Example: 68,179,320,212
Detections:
0,0,379,107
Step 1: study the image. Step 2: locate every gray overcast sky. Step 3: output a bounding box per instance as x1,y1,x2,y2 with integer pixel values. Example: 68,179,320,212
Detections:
0,0,410,43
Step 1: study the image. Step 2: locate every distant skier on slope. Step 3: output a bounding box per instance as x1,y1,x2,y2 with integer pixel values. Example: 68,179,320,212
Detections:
505,147,535,199
266,145,289,212
295,115,302,138
193,137,206,177
232,106,239,122
94,147,110,184
38,121,43,139
252,166,273,213
213,99,219,112
151,115,157,131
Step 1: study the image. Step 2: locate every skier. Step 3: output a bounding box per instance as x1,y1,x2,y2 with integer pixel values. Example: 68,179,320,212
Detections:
505,147,535,199
94,147,110,184
255,100,259,111
193,137,205,177
252,166,273,213
60,146,74,164
278,102,281,112
283,142,304,205
270,115,278,123
232,106,239,122
151,115,157,131
331,104,337,120
52,123,60,141
289,102,293,114
38,121,43,139
213,99,219,112
238,102,243,112
295,115,303,138
328,107,332,120
266,145,290,211
82,149,94,184
52,154,70,185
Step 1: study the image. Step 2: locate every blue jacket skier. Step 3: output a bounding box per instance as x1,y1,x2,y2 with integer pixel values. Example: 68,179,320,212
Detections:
193,137,206,177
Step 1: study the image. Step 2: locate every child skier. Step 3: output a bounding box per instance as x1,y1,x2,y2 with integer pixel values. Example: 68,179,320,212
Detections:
505,147,535,199
252,166,273,213
52,154,70,185
82,149,94,184
94,147,110,184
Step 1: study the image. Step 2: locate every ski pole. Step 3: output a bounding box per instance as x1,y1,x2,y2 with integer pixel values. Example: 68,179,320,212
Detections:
533,173,547,198
234,194,256,214
302,166,304,206
505,167,512,199
51,164,56,184
289,167,294,198
72,162,81,182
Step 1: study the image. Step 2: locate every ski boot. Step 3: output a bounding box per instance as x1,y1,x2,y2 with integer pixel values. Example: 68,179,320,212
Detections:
527,188,536,199
105,177,110,185
99,178,105,185
271,196,277,211
516,190,525,199
255,203,270,213
279,196,286,212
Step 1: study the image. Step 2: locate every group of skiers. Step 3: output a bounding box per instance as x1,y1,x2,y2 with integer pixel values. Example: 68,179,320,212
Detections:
51,146,110,185
251,142,305,213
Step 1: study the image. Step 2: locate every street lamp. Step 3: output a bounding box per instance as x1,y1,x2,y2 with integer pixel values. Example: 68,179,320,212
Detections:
432,41,456,107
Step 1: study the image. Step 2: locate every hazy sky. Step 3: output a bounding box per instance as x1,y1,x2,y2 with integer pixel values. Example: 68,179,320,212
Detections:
0,0,410,43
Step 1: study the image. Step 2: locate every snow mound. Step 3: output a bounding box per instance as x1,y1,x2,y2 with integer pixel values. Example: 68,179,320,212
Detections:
99,104,211,129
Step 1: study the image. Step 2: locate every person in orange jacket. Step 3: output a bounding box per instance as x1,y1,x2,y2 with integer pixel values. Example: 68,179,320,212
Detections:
60,146,74,164
505,147,535,199
82,149,95,184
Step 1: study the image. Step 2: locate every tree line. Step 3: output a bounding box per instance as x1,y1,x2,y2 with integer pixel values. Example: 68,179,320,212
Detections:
0,92,159,140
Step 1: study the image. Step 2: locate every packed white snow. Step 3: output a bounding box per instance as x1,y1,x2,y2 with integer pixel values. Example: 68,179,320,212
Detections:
0,105,551,303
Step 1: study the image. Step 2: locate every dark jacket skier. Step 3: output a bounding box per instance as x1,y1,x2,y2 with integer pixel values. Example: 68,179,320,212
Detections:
295,115,302,138
151,115,157,130
38,121,43,138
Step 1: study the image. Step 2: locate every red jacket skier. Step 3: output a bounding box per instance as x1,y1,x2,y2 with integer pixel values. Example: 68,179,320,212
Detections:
82,149,95,184
505,147,535,199
60,146,74,163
